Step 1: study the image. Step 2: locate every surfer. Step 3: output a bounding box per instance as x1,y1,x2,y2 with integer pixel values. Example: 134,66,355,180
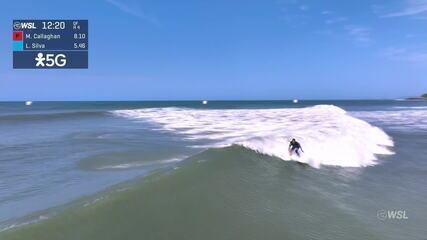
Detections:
289,138,303,157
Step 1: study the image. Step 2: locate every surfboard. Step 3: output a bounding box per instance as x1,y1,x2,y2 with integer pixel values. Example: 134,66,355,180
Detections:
289,149,303,161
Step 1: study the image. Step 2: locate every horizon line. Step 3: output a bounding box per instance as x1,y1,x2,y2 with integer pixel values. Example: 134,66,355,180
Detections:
0,98,417,103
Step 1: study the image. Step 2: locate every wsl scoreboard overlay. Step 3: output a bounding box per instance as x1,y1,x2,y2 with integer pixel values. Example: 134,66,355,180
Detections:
13,20,88,69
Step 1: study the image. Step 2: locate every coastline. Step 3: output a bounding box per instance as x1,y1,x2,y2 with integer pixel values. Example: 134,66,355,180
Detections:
405,94,427,101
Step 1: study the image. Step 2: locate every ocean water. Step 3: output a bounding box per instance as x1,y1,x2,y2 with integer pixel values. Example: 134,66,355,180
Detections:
0,100,426,239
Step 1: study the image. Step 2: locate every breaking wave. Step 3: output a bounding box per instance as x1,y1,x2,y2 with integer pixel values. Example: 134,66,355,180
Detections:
351,109,427,131
112,105,394,168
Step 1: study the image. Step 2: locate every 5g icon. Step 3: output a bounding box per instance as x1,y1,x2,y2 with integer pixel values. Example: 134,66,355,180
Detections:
35,53,67,67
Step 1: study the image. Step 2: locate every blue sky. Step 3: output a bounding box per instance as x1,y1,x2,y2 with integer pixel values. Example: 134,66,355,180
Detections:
1,0,426,100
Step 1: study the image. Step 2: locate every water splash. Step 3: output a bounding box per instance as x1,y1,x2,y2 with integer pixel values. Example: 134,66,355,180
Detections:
112,105,394,168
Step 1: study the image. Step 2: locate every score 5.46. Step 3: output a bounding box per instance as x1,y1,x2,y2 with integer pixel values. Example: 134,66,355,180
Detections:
74,43,86,49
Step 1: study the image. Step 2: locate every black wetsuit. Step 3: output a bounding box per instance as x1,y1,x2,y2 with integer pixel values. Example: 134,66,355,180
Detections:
289,141,302,156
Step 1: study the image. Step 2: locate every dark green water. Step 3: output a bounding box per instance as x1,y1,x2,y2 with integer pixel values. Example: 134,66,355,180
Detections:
3,146,426,240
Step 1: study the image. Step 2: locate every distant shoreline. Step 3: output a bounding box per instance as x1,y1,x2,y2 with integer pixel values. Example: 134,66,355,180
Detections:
405,98,427,100
405,94,427,101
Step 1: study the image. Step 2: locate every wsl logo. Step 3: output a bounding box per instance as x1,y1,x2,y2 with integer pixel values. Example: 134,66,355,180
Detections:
377,209,409,221
13,21,37,30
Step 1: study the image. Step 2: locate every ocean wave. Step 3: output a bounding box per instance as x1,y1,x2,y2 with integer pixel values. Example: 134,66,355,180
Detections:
351,110,427,131
112,105,394,168
96,158,184,170
391,106,427,110
0,146,382,239
0,110,105,122
0,215,49,233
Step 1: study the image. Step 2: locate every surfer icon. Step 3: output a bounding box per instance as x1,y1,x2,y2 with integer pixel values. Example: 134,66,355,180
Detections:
289,138,304,157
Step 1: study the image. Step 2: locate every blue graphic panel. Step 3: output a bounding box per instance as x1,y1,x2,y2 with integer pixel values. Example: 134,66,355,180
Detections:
12,20,88,69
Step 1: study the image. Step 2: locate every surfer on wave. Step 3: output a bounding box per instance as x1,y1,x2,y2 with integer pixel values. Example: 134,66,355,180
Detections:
289,138,304,157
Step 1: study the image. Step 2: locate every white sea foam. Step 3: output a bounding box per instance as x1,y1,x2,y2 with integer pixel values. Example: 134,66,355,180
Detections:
96,158,183,170
112,105,394,168
351,110,427,131
0,215,49,232
83,196,107,207
392,106,427,109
